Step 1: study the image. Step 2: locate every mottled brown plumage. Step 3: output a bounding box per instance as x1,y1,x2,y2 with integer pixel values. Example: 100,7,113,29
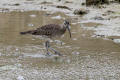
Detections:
20,20,71,56
20,24,67,38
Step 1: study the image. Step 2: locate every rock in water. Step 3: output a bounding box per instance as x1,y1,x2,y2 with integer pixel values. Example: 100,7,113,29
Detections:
86,0,109,6
74,8,89,15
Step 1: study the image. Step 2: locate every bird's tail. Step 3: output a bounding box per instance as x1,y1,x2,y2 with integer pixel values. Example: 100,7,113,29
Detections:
20,30,33,35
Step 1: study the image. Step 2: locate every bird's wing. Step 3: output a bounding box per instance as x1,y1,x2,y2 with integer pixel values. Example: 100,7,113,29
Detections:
40,24,61,30
32,24,61,36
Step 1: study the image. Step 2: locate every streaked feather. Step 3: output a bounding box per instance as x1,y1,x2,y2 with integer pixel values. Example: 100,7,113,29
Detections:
20,24,66,37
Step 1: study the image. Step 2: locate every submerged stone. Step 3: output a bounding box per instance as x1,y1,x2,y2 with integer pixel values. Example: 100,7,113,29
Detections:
86,0,109,6
91,16,104,20
74,8,89,15
56,5,71,10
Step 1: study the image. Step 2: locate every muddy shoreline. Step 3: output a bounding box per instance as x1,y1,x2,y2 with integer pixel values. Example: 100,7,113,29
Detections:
0,0,120,80
0,10,120,80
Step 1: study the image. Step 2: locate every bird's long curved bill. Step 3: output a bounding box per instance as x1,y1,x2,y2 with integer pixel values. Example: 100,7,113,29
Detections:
67,26,72,38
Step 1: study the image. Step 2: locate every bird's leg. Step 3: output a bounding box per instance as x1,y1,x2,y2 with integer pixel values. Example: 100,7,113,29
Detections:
49,47,62,56
45,40,51,56
60,41,63,46
45,40,62,56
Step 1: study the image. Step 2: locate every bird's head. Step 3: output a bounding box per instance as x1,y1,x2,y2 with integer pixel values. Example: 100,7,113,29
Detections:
64,20,71,38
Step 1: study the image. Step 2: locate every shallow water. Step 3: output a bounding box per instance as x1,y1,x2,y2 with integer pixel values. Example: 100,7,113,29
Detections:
0,11,120,80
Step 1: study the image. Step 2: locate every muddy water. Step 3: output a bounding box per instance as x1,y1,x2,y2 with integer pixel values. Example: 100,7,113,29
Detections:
0,11,120,80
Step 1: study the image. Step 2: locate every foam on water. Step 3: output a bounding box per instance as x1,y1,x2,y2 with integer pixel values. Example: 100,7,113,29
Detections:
0,65,19,72
77,3,120,41
81,16,120,37
0,52,2,56
51,15,62,19
28,23,34,27
72,38,77,41
23,53,46,58
17,75,25,80
29,14,37,18
113,39,120,44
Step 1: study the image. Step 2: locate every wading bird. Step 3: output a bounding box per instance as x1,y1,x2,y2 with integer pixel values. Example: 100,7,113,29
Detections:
20,20,71,56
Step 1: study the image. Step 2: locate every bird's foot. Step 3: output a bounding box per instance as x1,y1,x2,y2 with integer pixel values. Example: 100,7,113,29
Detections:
45,52,52,56
49,47,62,56
46,51,62,57
54,51,63,56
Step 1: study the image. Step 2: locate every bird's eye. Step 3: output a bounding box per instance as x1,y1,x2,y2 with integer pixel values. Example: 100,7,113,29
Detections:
64,20,69,25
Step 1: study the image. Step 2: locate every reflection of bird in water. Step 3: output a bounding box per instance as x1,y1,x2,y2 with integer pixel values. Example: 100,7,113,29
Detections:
20,20,71,56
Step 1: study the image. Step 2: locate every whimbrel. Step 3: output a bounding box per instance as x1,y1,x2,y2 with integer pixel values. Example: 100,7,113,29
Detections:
20,20,71,56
